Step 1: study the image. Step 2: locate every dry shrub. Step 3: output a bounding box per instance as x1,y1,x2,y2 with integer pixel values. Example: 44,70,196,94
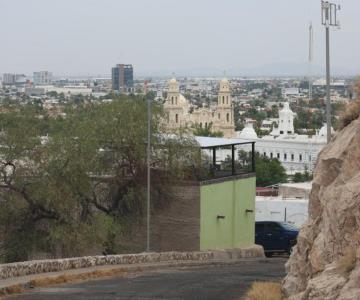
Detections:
340,78,360,129
337,246,357,276
245,281,283,300
29,268,126,288
340,100,360,129
0,284,25,297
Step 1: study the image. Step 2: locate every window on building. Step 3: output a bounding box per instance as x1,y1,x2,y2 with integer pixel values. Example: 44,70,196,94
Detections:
175,114,178,123
309,155,312,161
222,96,225,104
277,153,280,159
280,131,284,134
291,154,294,161
171,97,174,105
299,154,303,162
284,153,287,161
218,113,221,119
226,113,229,122
226,96,229,104
175,96,178,105
270,153,273,159
263,152,266,157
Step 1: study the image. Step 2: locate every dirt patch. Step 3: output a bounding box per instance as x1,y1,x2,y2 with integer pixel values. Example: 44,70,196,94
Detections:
28,268,128,288
0,284,25,298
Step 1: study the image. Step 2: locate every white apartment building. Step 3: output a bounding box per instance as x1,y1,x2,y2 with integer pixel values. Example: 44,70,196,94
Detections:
33,71,53,85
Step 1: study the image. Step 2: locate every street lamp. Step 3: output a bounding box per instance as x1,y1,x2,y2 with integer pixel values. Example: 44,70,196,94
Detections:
321,1,340,143
146,87,151,252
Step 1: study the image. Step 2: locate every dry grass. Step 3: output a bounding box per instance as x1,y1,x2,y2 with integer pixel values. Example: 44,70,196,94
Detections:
340,77,360,129
340,100,360,129
0,284,25,297
337,247,357,277
245,281,283,300
29,268,126,287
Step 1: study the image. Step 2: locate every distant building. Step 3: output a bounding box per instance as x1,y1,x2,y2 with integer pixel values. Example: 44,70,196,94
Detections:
282,88,301,102
25,87,46,96
33,71,52,85
163,77,236,138
43,85,92,97
2,73,25,85
111,64,133,92
237,103,331,174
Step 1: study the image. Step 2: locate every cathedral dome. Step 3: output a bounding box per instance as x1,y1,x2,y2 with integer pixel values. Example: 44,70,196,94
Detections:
238,123,258,139
169,78,177,84
318,123,334,138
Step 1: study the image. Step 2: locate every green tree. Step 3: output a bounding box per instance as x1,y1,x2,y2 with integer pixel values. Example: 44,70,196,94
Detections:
192,122,224,137
253,154,287,187
0,96,201,262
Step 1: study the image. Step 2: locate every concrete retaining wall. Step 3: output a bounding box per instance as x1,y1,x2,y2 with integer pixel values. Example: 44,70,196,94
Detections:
0,246,264,280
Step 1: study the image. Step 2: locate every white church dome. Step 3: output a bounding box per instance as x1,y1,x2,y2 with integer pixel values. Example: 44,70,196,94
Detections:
169,78,177,84
238,123,258,139
318,123,334,137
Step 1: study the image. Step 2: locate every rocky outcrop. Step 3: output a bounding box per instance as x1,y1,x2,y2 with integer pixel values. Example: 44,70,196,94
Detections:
283,117,360,300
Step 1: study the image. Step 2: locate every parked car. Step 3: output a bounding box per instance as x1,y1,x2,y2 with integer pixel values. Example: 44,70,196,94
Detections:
255,221,299,257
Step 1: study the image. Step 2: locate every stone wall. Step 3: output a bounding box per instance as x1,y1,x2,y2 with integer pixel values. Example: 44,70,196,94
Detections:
122,182,201,252
0,252,212,280
0,246,264,280
151,183,200,252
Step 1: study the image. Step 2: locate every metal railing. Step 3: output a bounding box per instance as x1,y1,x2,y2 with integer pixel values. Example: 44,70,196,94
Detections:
199,141,255,180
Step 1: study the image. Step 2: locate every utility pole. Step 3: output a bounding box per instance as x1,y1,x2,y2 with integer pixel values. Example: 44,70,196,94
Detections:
146,82,151,252
308,22,313,102
321,1,340,143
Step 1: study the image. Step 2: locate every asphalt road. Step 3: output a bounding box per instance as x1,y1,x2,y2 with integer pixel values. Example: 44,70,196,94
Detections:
12,258,286,300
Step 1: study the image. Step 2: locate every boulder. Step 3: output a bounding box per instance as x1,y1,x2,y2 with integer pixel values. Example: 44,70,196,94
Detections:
283,117,360,300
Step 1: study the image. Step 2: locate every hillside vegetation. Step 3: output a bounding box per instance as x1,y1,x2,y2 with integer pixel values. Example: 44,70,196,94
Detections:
0,96,200,262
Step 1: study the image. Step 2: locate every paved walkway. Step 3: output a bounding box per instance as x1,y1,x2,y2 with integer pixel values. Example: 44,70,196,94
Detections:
7,258,286,300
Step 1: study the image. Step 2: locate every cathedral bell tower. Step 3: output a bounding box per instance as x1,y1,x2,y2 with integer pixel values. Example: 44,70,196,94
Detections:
164,78,183,128
218,77,231,107
278,102,295,135
215,78,235,138
167,78,180,106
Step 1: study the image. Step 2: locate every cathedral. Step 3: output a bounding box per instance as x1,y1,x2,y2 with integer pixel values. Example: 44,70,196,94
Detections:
163,77,236,138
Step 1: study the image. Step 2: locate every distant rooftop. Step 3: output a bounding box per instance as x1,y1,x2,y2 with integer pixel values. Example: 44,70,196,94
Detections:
194,136,251,148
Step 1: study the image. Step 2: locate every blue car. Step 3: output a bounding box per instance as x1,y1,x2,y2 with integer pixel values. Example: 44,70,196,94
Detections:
255,221,299,257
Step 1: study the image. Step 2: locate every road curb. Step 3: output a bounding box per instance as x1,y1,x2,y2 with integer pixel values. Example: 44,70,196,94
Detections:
0,246,265,298
0,259,272,298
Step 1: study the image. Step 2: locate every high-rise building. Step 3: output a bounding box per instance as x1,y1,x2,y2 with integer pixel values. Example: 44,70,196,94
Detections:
111,64,133,92
2,73,26,85
33,71,52,85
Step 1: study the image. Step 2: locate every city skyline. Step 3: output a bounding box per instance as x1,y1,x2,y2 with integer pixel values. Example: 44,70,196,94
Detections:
0,0,359,76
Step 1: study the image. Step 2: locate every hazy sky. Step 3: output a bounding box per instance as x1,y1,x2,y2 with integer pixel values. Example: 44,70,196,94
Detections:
0,0,358,76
